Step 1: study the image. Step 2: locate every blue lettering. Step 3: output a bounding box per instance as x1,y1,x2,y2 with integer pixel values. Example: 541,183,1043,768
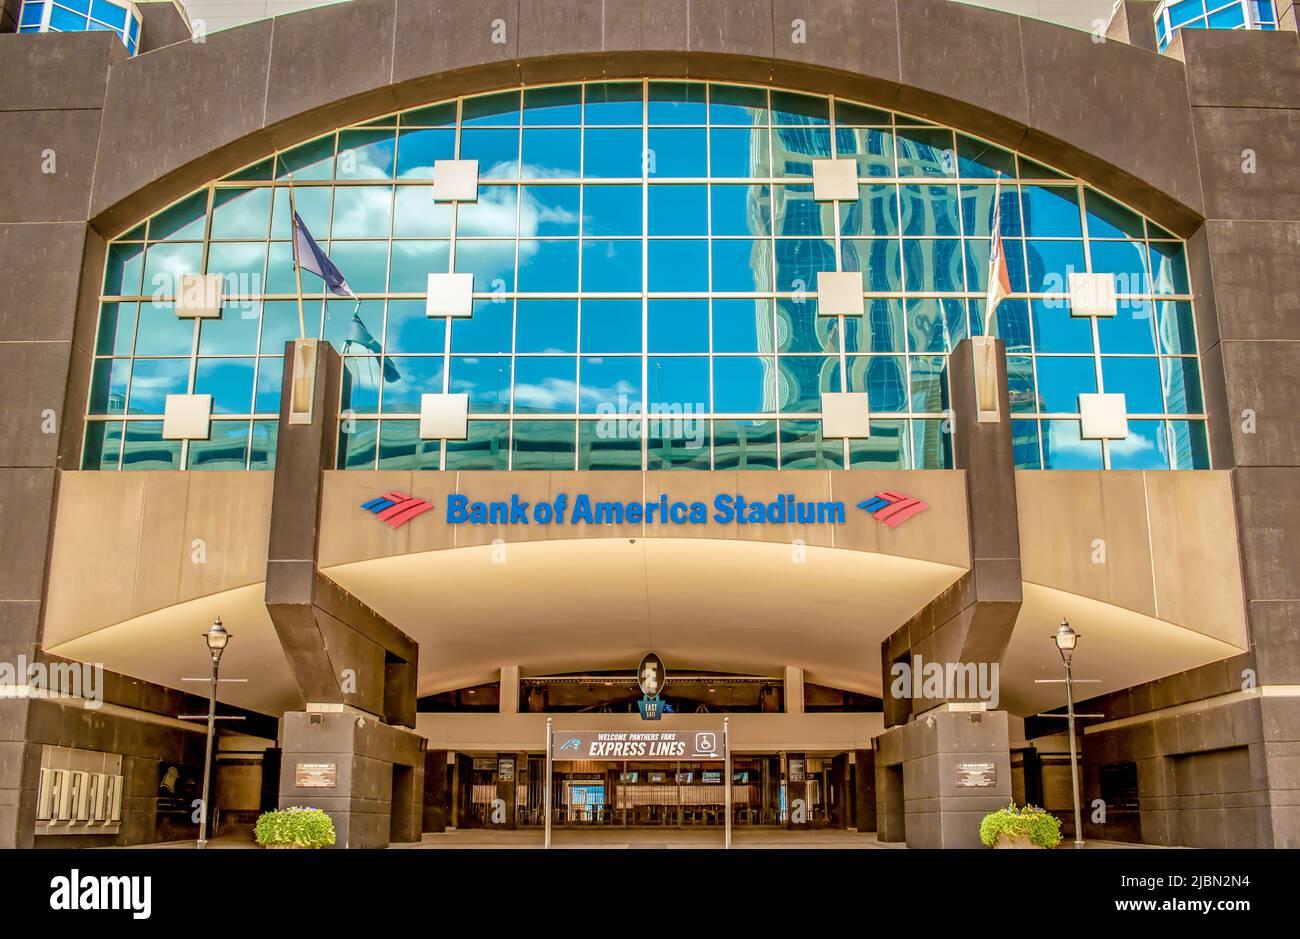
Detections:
447,494,469,524
510,494,529,524
571,494,593,524
714,494,735,524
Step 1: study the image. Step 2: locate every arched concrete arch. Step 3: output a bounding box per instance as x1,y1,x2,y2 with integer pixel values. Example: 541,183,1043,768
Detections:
88,0,1204,236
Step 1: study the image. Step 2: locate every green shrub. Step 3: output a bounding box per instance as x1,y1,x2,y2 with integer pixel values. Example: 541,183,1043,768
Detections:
979,803,1063,848
255,807,336,848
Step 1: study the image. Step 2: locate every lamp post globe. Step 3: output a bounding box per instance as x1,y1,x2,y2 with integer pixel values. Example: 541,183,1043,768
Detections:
1053,619,1078,663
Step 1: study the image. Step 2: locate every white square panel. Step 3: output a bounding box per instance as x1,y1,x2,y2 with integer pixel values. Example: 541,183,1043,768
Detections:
1068,272,1118,317
816,271,865,317
174,273,224,319
426,273,474,318
820,392,872,439
162,394,212,440
431,160,480,202
420,394,469,440
1079,393,1129,440
811,158,859,201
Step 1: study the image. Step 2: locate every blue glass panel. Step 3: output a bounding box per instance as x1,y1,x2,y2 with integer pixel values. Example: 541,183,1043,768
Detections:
711,185,770,237
96,302,138,356
384,299,443,354
512,420,576,470
377,420,440,470
772,127,833,177
780,420,843,470
127,358,190,414
1169,420,1211,469
49,6,89,32
518,240,579,292
521,128,581,178
1148,243,1190,294
713,357,776,413
271,186,330,238
777,298,837,353
379,356,445,413
583,128,642,177
122,422,181,471
1155,300,1198,354
143,242,203,295
1021,185,1082,237
581,240,642,292
580,356,642,411
712,239,771,293
206,242,267,295
977,298,1031,354
455,240,515,292
516,299,577,353
710,128,770,178
339,357,381,412
1007,356,1037,414
395,128,455,179
1085,189,1144,240
900,185,961,237
445,420,508,470
199,303,261,355
1025,239,1086,292
714,419,778,469
581,300,642,353
523,85,581,125
836,128,894,178
104,242,145,295
456,186,518,238
584,83,643,125
89,358,129,415
647,423,711,471
964,237,1027,296
134,300,194,355
276,137,335,181
1102,356,1164,413
188,421,250,470
649,240,708,292
578,419,642,470
773,185,831,237
895,128,955,177
1041,419,1102,469
387,240,449,292
1170,0,1207,28
193,358,255,414
460,128,520,179
1090,240,1148,293
513,357,577,413
775,238,835,292
583,185,642,236
337,419,378,469
850,298,906,354
912,420,953,469
1109,420,1170,469
1031,299,1094,353
335,130,396,180
1161,357,1203,414
649,185,708,236
713,299,773,353
462,91,520,126
451,299,513,353
902,239,964,292
1207,4,1246,27
960,184,1023,237
840,184,899,237
1097,299,1160,354
449,356,511,413
905,298,964,354
708,84,768,125
91,0,126,28
955,134,1016,178
649,356,709,411
849,420,910,469
211,188,272,240
771,91,829,124
841,239,902,292
20,2,46,27
520,185,580,235
779,356,837,412
909,356,949,413
82,420,123,470
261,300,321,352
327,241,388,292
648,300,708,353
254,358,283,413
1011,419,1041,468
400,103,456,127
648,127,707,177
649,82,708,124
1035,356,1097,412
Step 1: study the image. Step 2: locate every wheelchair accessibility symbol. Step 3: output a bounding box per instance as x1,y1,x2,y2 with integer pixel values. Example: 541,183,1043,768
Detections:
693,732,718,757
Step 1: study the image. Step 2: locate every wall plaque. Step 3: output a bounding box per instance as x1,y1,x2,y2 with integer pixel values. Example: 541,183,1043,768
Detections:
955,762,997,788
498,758,515,782
295,762,337,788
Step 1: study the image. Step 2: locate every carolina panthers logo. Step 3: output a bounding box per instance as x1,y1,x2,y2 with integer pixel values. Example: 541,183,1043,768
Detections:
558,738,582,752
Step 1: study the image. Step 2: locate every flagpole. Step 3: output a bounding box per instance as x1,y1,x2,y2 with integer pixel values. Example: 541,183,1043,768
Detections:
286,169,307,341
985,171,1003,338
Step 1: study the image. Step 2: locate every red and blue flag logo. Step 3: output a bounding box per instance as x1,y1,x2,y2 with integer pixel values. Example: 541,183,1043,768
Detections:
360,491,434,529
856,491,929,529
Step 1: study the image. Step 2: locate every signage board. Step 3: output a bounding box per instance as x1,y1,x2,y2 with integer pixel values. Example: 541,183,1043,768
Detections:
955,762,998,788
498,758,515,782
552,729,724,761
788,759,806,783
294,762,337,788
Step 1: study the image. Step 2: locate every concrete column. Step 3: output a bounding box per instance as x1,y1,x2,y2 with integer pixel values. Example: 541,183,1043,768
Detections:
422,750,449,833
783,666,804,714
499,665,520,714
1105,0,1161,51
853,749,877,834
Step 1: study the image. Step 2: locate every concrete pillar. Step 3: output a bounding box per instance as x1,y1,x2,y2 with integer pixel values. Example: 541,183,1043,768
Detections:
783,666,804,714
422,750,449,833
499,666,519,714
853,749,877,834
1105,0,1161,51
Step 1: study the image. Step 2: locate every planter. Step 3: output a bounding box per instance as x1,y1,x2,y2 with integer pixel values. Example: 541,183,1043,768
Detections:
979,803,1062,849
993,831,1041,849
254,807,336,849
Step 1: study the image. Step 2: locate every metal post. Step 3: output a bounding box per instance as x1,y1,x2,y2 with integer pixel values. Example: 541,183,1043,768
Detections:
286,171,307,340
544,718,553,850
196,654,218,849
1064,659,1084,848
724,717,732,850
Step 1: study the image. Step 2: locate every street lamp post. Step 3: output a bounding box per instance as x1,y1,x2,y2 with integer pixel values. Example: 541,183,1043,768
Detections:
197,616,231,849
1053,620,1085,849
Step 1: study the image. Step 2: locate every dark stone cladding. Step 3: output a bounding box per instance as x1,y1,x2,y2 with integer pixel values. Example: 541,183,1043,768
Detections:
83,0,1206,237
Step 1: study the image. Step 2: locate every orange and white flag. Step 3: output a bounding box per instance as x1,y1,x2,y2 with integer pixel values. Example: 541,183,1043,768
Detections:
985,174,1012,335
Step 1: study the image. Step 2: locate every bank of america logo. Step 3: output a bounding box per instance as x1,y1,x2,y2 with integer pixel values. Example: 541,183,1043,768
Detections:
361,491,434,529
857,491,929,529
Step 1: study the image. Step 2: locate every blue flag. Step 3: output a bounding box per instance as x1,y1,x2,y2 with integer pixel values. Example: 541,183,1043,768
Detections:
293,211,353,297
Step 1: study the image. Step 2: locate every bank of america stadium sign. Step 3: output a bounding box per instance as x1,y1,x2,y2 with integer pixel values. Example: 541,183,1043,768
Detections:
362,491,928,529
